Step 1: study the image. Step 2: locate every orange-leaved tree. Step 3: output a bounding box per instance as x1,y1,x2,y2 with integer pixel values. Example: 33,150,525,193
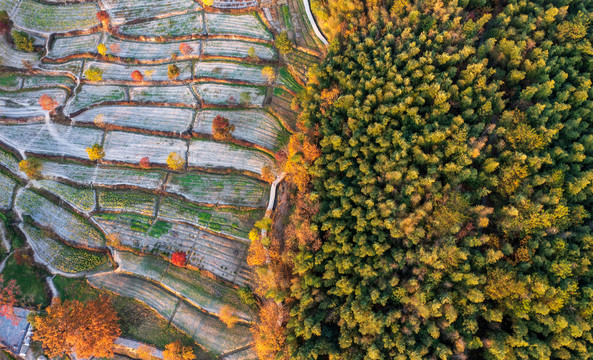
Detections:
171,251,187,267
0,275,21,325
211,115,235,141
179,43,192,55
163,341,195,360
96,11,109,27
19,157,42,179
219,305,239,328
251,301,286,359
33,296,120,359
39,94,59,112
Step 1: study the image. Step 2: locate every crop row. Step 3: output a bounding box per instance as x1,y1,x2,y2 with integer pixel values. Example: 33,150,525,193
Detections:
101,0,202,25
11,0,99,33
22,223,108,274
0,171,16,210
35,179,96,212
74,106,195,133
64,84,127,114
16,189,104,248
98,189,157,216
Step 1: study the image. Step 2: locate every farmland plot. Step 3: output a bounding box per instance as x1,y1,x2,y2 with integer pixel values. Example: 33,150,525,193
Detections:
277,67,303,93
0,37,40,69
12,0,99,33
118,12,205,37
103,132,187,164
35,179,96,212
203,39,276,61
114,250,253,320
0,73,21,91
171,301,253,354
212,0,257,9
195,109,288,150
73,106,195,133
64,85,127,115
188,229,249,284
0,147,22,176
188,140,274,175
38,60,83,77
205,13,272,40
158,197,263,239
0,123,104,160
165,171,268,208
101,0,202,25
103,38,201,61
195,61,266,84
22,75,76,90
128,86,197,107
16,189,104,248
113,250,169,281
41,161,167,189
48,33,102,59
1,88,67,118
0,172,16,210
0,0,19,15
98,190,157,216
83,61,193,82
22,223,108,274
193,83,266,106
88,272,179,319
93,213,195,253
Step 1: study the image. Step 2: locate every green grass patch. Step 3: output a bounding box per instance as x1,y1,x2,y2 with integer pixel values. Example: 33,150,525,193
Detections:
2,255,49,307
0,73,19,88
148,221,172,238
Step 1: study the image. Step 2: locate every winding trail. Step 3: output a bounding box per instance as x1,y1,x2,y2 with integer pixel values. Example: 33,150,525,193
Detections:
0,252,13,274
302,0,328,45
46,276,59,298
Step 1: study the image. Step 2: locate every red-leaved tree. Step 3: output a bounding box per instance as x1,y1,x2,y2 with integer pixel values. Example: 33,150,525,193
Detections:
96,11,109,28
212,115,235,141
131,70,144,82
139,157,150,168
39,94,59,112
171,252,187,267
0,275,20,325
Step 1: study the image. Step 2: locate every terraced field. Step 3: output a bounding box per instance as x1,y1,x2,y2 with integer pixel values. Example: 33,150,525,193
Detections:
0,0,324,358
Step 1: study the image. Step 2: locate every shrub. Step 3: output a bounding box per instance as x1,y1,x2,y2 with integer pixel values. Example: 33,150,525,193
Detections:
167,64,180,80
131,70,144,82
84,67,104,82
212,115,235,141
163,342,195,360
0,10,12,35
239,92,251,105
11,30,34,52
261,165,275,183
275,31,293,54
166,152,184,171
248,46,257,59
238,286,257,306
19,158,42,179
171,251,187,267
86,144,105,161
219,305,239,328
202,0,213,6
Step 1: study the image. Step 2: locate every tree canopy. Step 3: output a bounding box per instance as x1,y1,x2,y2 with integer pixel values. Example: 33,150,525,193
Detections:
286,0,593,359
